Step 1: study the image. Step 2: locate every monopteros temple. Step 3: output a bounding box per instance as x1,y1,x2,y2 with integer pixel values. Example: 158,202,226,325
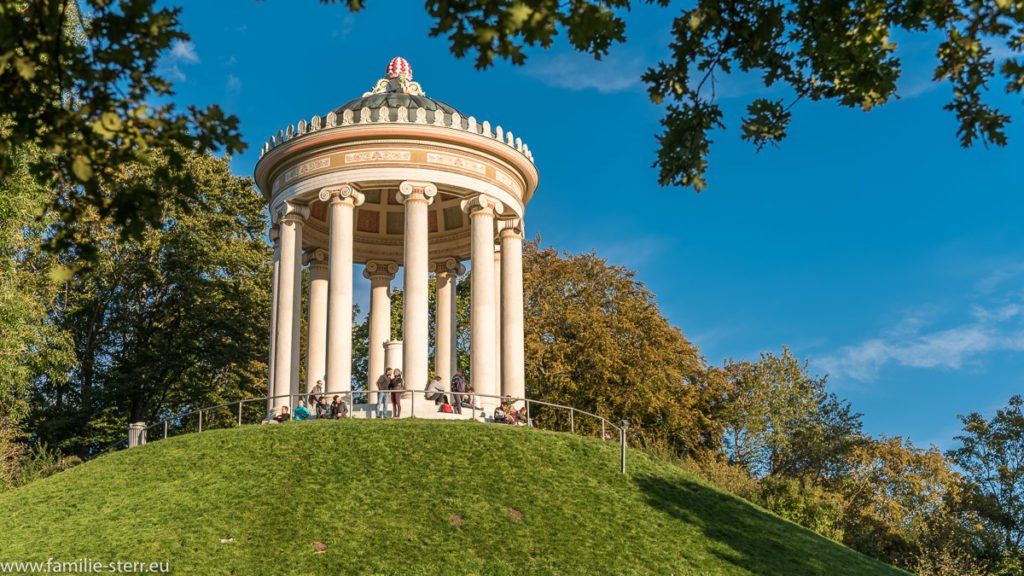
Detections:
254,58,539,417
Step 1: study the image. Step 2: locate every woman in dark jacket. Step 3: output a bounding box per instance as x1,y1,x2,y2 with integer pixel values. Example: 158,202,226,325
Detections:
329,395,347,419
389,369,404,418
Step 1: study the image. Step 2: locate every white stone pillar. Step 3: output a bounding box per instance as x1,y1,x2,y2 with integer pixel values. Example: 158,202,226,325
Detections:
461,194,502,408
384,340,404,409
364,260,398,403
305,249,329,394
500,220,526,403
267,226,281,416
322,185,364,395
398,181,436,394
433,258,464,385
384,340,404,382
272,202,309,411
493,243,502,395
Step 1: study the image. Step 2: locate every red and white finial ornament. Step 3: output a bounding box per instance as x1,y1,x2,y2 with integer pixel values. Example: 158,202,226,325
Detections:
386,57,413,81
367,57,425,97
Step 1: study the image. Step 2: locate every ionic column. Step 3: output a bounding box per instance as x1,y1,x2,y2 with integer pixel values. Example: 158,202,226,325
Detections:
272,202,309,410
305,249,329,394
267,226,281,415
364,260,398,403
500,219,526,402
461,194,503,406
433,258,465,385
493,243,502,394
322,185,364,395
398,181,437,393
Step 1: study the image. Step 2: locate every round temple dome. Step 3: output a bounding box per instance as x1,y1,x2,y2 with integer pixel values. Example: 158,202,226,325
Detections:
331,92,462,120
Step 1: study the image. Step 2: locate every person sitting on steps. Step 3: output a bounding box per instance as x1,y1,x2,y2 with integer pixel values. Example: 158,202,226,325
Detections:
294,399,312,421
501,396,519,425
425,376,448,406
517,406,532,427
330,395,347,419
462,385,481,411
315,395,329,419
265,405,289,424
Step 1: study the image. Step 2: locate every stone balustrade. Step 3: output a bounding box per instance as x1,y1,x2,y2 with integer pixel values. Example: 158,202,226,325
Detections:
259,105,535,164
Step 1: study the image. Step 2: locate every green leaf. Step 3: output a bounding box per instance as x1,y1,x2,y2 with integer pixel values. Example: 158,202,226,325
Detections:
71,156,93,182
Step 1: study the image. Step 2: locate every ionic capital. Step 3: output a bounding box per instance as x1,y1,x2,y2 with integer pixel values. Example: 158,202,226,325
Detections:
272,201,311,225
363,260,399,282
497,218,524,240
432,257,465,277
303,248,330,268
460,194,504,217
397,181,438,205
319,184,365,207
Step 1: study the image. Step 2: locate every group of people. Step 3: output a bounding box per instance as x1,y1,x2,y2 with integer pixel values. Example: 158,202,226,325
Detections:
374,368,404,418
263,373,532,426
374,368,483,418
264,379,349,424
495,395,531,426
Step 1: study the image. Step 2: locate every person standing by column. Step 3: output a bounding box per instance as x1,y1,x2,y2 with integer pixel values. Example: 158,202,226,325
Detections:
308,379,325,406
451,369,466,414
375,368,393,418
389,369,404,418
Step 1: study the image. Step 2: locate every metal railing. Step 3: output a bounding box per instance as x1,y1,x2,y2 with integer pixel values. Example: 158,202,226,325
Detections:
106,389,631,473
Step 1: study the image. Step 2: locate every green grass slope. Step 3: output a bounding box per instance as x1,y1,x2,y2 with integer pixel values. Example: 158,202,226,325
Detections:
0,420,908,575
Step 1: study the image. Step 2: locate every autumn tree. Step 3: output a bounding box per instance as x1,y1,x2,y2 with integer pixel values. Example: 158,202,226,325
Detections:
522,239,707,454
838,435,985,574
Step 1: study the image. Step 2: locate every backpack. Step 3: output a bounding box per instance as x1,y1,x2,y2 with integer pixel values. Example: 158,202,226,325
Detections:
441,403,454,414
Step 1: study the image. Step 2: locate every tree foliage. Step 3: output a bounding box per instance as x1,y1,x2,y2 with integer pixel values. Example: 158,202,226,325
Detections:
0,120,76,489
29,148,270,456
718,348,863,481
522,239,706,453
0,0,244,262
331,0,1024,191
837,435,979,572
949,395,1024,568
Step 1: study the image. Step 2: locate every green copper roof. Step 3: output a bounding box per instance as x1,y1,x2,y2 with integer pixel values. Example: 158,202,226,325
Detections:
332,93,462,118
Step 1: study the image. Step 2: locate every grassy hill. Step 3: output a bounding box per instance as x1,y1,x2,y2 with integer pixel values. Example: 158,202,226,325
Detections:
0,420,908,575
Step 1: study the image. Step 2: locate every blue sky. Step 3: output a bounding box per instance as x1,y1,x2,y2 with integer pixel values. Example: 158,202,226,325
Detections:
159,0,1024,450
